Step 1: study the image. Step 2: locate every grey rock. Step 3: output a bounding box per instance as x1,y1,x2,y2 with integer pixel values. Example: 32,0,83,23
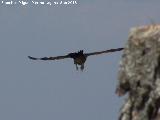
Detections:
116,25,160,120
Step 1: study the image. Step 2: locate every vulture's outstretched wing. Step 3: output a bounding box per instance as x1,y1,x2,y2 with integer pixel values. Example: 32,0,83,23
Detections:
28,54,70,61
85,48,124,57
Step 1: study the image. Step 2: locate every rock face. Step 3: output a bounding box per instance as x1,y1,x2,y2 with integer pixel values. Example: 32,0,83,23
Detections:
116,25,160,120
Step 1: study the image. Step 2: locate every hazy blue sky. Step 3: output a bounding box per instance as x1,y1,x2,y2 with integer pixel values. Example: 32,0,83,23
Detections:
0,0,160,120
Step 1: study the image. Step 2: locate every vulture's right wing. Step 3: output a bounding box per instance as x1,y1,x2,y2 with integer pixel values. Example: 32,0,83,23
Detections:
28,54,70,61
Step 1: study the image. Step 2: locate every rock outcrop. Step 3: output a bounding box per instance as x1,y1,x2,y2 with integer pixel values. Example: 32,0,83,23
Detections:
116,25,160,120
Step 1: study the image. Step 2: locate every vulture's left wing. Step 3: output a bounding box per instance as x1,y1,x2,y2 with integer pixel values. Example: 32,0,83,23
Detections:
85,48,124,57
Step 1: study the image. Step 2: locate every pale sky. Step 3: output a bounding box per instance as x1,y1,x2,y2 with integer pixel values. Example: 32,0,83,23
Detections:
0,0,160,120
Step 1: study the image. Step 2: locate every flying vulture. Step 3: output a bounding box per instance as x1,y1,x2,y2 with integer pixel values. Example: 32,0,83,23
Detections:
28,47,124,71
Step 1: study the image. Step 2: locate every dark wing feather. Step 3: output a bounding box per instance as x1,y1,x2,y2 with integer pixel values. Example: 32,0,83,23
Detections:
85,48,124,57
28,54,70,61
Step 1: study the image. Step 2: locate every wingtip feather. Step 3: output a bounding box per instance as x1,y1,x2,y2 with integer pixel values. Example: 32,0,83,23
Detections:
28,56,37,60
